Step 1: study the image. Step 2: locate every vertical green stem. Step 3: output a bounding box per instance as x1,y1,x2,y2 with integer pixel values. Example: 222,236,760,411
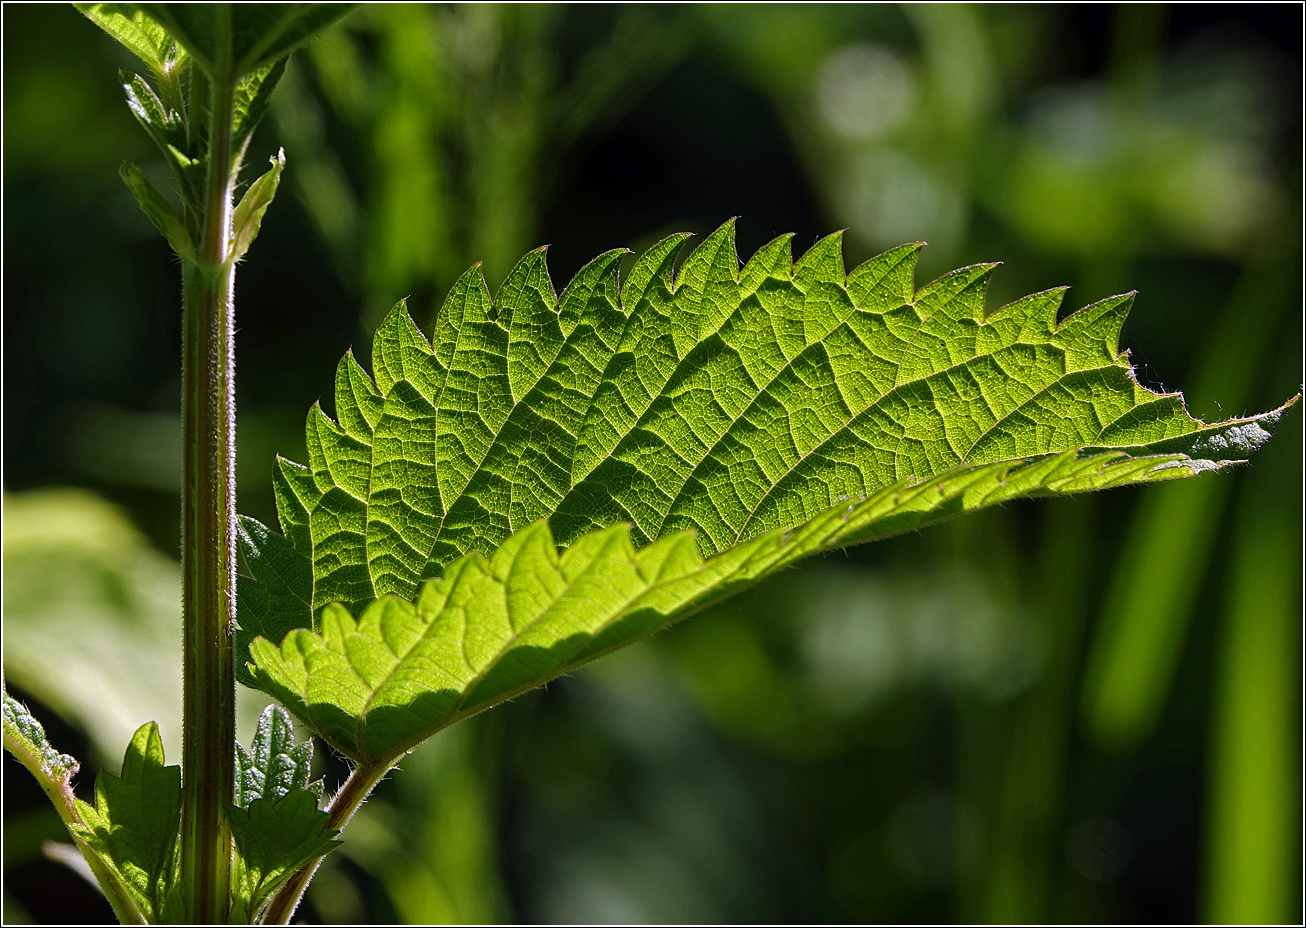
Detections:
181,8,237,922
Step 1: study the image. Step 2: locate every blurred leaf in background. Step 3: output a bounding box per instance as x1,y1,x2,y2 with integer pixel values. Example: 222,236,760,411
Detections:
4,489,182,767
273,4,688,333
3,3,1300,925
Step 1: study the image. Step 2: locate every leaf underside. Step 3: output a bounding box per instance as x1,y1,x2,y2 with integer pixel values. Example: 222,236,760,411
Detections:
3,689,80,785
143,3,352,78
229,790,340,923
229,705,335,921
239,221,1291,764
70,722,182,923
234,704,322,808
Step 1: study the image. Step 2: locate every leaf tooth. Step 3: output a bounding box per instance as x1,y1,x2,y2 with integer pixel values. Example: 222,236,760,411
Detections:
1055,292,1135,370
847,242,923,311
272,457,317,551
634,529,703,585
415,554,489,621
557,523,636,584
249,634,311,711
739,233,794,293
792,230,846,292
502,247,563,404
913,262,999,324
305,402,370,498
982,287,1065,341
372,299,436,398
367,596,427,658
432,263,492,373
320,603,358,643
558,248,626,336
489,521,567,634
675,219,740,343
620,232,690,310
675,219,738,287
334,350,383,439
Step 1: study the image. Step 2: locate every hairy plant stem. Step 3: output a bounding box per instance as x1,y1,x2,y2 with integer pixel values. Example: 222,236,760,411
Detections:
1,720,144,923
180,9,238,921
261,760,393,925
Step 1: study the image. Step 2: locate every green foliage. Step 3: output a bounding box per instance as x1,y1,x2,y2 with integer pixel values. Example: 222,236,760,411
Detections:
119,161,195,258
238,221,1290,764
142,4,352,79
234,705,322,807
2,689,80,788
230,707,336,922
231,60,286,156
69,723,183,923
75,3,185,85
2,489,188,764
229,791,341,923
231,149,286,263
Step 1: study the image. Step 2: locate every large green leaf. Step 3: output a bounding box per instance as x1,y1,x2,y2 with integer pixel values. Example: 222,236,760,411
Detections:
240,222,1292,763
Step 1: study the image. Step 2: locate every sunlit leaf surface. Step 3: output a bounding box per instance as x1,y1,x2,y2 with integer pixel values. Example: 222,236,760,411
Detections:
240,222,1291,763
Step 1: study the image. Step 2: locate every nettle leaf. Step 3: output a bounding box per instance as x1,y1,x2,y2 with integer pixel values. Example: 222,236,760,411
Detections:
229,790,341,922
144,3,352,78
69,722,182,922
230,707,336,919
2,689,80,786
120,162,195,260
232,58,287,155
235,704,322,808
240,222,1292,764
231,149,286,263
119,70,204,208
76,3,185,83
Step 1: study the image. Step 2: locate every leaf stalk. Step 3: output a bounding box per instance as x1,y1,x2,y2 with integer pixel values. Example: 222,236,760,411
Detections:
260,760,392,925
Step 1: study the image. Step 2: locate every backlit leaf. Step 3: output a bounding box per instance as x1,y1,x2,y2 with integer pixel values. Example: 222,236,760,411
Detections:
240,222,1293,763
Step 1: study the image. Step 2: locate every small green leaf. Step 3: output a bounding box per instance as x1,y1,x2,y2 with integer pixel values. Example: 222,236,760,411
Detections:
2,688,79,786
229,790,340,922
230,149,285,262
119,162,196,260
120,72,203,209
76,3,185,83
235,704,322,809
69,722,182,923
4,689,148,924
232,58,287,155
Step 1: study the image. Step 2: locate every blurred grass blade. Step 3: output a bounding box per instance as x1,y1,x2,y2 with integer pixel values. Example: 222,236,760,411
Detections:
1203,456,1296,923
1080,260,1291,749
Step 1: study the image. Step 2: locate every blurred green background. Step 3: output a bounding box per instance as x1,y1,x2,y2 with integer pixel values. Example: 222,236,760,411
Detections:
3,4,1301,924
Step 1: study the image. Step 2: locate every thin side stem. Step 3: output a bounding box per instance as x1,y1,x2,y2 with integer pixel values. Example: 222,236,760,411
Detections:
180,7,238,923
260,760,393,925
2,724,144,924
